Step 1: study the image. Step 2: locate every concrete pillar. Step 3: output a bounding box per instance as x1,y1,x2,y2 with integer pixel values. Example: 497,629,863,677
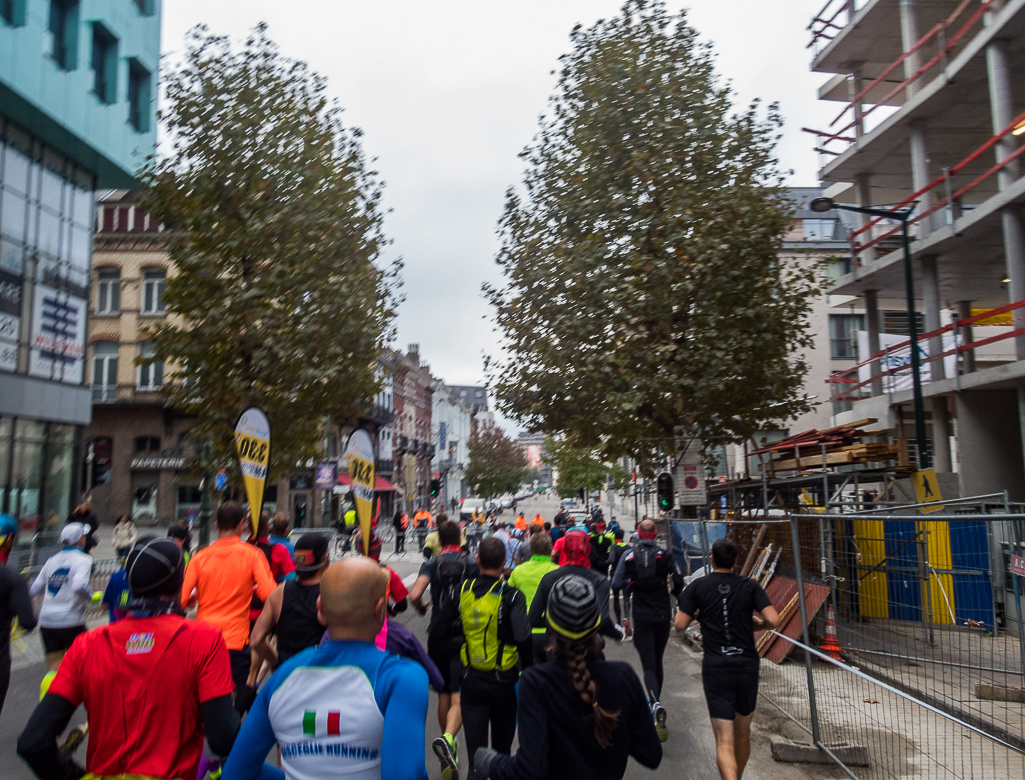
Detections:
857,173,875,264
909,120,933,237
986,38,1020,188
900,0,921,97
865,289,883,395
957,300,976,374
932,397,952,472
848,66,865,139
1003,208,1025,359
921,255,945,381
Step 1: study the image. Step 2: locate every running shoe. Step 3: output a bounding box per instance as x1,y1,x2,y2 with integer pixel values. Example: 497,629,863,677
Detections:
653,702,668,743
433,733,459,780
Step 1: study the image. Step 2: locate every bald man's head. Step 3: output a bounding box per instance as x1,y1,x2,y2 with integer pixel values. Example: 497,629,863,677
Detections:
318,558,389,639
638,519,657,539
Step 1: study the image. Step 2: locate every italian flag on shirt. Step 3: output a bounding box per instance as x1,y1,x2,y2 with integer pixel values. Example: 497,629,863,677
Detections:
303,710,341,736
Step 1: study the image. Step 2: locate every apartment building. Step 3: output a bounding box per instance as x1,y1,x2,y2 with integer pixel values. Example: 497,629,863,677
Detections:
0,2,159,534
806,0,1025,498
432,381,472,512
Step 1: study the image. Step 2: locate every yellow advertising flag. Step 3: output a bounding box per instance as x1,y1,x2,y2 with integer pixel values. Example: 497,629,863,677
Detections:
345,429,376,557
235,408,270,537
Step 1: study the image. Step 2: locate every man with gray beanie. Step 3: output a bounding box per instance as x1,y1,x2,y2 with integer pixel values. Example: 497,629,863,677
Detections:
18,539,241,780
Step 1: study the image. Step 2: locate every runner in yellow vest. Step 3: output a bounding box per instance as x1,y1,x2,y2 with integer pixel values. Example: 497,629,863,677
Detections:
507,532,559,666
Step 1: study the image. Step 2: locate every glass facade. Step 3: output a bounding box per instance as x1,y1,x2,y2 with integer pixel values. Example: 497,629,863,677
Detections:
0,117,94,542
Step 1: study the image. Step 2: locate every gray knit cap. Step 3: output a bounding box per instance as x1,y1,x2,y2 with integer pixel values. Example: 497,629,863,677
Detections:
546,575,601,641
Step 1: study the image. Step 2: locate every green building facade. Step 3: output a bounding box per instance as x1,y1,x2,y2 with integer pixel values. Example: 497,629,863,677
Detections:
0,0,160,540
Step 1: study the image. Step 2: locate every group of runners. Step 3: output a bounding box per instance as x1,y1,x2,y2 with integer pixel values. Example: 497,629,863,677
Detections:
0,499,779,780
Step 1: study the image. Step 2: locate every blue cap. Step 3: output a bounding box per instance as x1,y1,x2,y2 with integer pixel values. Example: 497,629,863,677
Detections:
0,514,17,538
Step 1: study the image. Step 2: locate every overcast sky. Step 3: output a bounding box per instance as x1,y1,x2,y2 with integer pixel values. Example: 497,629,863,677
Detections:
160,1,836,431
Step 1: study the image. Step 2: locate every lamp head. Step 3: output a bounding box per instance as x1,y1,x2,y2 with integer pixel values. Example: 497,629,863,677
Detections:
809,197,835,213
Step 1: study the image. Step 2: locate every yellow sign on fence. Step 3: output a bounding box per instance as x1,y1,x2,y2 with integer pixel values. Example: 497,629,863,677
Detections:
912,468,944,514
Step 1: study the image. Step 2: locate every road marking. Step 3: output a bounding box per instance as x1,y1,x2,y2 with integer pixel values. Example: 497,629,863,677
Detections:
403,572,419,588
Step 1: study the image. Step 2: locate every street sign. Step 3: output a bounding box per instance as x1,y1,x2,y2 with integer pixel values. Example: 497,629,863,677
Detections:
1011,555,1025,578
675,435,706,506
912,468,944,513
214,469,227,492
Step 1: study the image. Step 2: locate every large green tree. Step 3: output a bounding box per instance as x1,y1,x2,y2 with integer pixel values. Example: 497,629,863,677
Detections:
139,25,398,478
545,436,629,498
465,427,527,499
486,1,817,458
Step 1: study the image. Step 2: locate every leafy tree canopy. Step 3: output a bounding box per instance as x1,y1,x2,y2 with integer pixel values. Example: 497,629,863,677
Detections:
486,0,818,460
545,436,629,498
139,25,399,479
465,427,527,499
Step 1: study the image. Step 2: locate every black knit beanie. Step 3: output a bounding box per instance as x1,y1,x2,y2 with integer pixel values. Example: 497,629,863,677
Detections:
127,538,185,597
547,575,601,641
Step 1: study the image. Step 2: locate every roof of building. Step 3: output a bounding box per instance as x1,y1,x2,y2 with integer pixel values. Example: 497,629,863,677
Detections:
449,386,489,412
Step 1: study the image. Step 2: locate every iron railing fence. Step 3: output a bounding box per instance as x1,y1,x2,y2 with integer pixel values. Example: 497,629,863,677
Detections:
675,503,1025,778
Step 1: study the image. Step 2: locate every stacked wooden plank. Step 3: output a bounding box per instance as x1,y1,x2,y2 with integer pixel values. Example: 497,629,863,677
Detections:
749,418,901,472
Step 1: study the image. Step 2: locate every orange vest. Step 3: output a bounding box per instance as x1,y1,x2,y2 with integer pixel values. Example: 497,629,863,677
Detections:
531,515,544,526
515,515,527,530
400,515,409,529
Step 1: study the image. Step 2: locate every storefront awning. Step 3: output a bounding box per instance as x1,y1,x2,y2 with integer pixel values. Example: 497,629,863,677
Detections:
336,474,399,492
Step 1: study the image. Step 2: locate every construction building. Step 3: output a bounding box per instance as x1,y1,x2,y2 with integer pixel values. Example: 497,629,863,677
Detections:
805,0,1025,500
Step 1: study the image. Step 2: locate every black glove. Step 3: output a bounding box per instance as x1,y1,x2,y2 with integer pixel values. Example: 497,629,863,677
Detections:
234,684,257,714
474,747,498,779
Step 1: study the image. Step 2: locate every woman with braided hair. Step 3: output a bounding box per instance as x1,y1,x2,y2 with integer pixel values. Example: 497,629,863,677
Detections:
474,575,662,780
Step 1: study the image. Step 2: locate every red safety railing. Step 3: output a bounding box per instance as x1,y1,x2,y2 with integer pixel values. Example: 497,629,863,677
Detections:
828,299,1025,403
808,0,854,52
846,106,1025,255
804,0,994,153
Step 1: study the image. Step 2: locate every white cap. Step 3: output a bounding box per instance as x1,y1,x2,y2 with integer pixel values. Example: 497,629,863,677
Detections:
61,523,85,546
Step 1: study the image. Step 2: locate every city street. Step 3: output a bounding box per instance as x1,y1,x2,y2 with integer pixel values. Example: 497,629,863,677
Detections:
0,498,826,780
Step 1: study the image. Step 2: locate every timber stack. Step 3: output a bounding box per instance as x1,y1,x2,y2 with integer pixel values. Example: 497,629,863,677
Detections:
750,419,907,475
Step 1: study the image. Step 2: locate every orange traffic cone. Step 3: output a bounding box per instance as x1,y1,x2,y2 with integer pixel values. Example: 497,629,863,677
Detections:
821,603,844,662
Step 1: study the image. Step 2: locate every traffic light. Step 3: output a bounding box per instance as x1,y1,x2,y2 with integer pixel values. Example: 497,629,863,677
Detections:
429,478,441,497
656,472,674,512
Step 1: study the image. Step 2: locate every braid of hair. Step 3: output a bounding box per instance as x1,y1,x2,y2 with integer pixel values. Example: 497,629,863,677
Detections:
556,635,621,747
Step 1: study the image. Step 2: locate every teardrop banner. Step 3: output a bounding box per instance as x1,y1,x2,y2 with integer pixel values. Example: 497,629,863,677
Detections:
235,408,270,538
345,429,375,556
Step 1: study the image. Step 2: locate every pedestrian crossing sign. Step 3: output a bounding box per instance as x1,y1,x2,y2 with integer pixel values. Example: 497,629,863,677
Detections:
912,468,943,513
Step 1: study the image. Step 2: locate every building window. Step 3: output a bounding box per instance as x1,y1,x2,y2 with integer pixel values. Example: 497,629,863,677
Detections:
829,314,864,360
48,0,79,71
128,59,152,132
825,256,852,285
133,0,155,15
1,0,26,26
95,268,120,314
91,341,118,402
134,436,160,453
883,311,926,336
137,341,163,389
141,269,165,314
90,23,118,105
803,219,837,241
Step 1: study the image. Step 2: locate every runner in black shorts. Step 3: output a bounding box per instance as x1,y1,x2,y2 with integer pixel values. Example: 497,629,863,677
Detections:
409,520,479,780
676,538,778,780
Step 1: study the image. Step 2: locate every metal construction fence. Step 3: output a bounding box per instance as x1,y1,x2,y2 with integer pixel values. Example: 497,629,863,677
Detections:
670,502,1025,779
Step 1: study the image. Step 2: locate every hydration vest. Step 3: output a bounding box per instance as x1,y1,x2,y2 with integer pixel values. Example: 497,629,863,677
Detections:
459,579,518,672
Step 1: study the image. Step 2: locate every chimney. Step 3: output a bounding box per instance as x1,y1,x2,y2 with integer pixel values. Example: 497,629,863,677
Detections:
407,343,420,366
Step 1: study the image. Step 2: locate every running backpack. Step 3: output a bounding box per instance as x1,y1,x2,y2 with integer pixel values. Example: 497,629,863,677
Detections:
434,552,469,633
632,544,662,589
459,579,518,672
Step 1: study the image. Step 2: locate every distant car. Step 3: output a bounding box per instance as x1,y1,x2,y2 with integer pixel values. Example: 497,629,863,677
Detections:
460,498,487,522
564,509,588,526
560,498,577,508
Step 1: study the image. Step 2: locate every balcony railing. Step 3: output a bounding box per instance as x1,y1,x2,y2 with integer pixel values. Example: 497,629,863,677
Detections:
91,384,165,405
828,299,1025,403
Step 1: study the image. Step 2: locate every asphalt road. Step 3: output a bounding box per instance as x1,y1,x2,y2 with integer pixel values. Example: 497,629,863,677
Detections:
0,495,826,779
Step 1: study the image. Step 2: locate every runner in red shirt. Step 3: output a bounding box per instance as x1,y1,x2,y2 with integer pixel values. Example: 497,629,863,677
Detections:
18,539,240,780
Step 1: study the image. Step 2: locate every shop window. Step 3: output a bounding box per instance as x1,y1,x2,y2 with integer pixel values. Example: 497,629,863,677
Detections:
128,58,152,132
48,0,79,71
95,268,119,313
132,481,157,523
141,269,165,314
134,436,160,454
90,23,118,105
137,341,163,389
91,341,118,402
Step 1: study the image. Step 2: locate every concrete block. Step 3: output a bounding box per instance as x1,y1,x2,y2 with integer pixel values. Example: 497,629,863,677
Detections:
975,683,1025,703
770,736,869,767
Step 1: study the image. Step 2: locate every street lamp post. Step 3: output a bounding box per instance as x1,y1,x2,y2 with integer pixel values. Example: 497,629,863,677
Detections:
810,197,929,469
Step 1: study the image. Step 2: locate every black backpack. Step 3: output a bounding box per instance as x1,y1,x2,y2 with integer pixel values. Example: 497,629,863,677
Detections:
434,552,469,632
632,544,662,589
